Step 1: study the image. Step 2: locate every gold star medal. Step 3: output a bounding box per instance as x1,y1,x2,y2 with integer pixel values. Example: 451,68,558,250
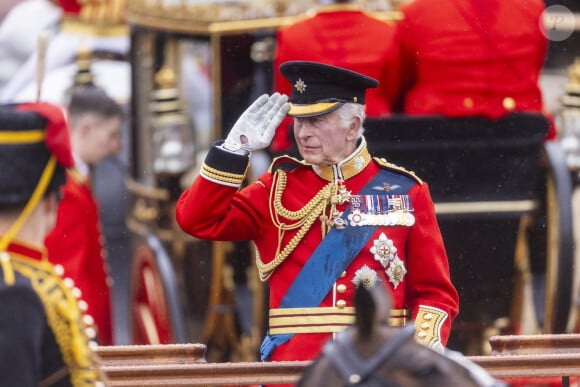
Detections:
386,256,407,289
370,232,397,267
294,78,307,94
352,265,380,288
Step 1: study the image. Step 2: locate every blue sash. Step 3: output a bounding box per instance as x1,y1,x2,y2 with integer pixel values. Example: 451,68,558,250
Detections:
261,168,415,360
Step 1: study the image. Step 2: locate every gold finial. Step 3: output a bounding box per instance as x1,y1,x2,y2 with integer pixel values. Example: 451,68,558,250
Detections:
154,66,176,89
73,45,95,87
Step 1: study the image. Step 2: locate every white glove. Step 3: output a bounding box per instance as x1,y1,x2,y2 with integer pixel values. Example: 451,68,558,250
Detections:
223,93,290,153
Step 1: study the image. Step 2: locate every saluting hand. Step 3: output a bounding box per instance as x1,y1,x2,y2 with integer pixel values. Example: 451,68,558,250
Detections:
223,93,290,154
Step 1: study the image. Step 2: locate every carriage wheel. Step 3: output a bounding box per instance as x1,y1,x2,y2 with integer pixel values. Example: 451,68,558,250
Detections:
533,142,574,333
130,233,187,344
130,240,172,344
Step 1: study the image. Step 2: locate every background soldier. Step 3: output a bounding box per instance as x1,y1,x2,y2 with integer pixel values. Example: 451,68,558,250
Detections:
0,102,101,386
45,87,123,346
271,0,401,156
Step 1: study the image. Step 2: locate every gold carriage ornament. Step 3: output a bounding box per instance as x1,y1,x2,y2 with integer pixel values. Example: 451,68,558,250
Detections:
126,0,403,28
558,57,580,172
150,65,195,176
59,0,129,36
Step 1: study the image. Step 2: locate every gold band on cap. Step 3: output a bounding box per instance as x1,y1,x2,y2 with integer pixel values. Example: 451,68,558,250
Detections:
0,130,45,144
288,102,342,117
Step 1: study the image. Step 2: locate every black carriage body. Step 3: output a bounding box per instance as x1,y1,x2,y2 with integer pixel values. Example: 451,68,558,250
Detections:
364,114,548,214
365,114,573,352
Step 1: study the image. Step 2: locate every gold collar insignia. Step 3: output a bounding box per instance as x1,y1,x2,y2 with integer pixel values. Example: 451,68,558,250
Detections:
314,137,371,182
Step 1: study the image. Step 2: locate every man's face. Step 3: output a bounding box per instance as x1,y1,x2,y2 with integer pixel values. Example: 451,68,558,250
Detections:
293,109,357,166
83,115,122,165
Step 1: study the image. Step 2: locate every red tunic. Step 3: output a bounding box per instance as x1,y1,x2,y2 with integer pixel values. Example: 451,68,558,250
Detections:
271,4,401,152
45,170,114,345
395,0,556,139
176,140,458,362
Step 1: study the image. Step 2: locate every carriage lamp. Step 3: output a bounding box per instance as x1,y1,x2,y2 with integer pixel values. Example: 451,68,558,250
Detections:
149,66,194,177
558,57,580,174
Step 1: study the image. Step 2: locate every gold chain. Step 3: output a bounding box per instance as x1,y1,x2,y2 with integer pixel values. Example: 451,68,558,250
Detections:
257,171,336,281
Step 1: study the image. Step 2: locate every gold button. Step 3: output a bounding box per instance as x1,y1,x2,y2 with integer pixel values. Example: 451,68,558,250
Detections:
83,314,95,325
463,97,474,108
72,287,82,298
53,264,65,276
503,97,516,111
421,322,430,329
78,300,88,311
63,277,75,288
336,300,347,308
340,271,347,278
85,327,97,339
417,331,427,338
424,313,433,320
336,284,347,293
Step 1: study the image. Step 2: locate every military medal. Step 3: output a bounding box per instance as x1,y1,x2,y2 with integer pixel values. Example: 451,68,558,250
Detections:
348,193,414,227
348,209,364,226
369,232,407,289
370,232,397,267
386,256,407,289
352,265,380,288
330,211,346,229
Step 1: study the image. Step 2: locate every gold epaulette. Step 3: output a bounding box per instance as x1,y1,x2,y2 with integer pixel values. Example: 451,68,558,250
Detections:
268,155,309,174
373,157,423,185
10,255,99,386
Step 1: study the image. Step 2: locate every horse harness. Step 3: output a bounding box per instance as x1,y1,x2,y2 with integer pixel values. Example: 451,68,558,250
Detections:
320,323,506,387
322,324,416,386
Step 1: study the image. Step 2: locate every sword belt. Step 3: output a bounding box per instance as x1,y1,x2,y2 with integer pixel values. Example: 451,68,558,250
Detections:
269,306,410,335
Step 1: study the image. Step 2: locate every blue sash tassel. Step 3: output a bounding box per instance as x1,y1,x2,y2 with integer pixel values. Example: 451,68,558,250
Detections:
260,333,293,361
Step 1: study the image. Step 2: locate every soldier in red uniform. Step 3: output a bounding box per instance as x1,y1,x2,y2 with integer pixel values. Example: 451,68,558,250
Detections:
395,0,554,352
395,0,555,138
45,87,123,346
270,0,401,154
176,61,458,364
0,102,100,386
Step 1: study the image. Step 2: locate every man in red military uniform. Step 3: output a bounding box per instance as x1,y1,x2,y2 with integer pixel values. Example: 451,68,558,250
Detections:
176,61,458,364
0,102,100,385
395,0,554,353
45,87,123,346
395,0,555,139
271,0,401,154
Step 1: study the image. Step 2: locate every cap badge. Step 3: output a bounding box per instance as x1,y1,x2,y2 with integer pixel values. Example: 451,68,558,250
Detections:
294,78,307,94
